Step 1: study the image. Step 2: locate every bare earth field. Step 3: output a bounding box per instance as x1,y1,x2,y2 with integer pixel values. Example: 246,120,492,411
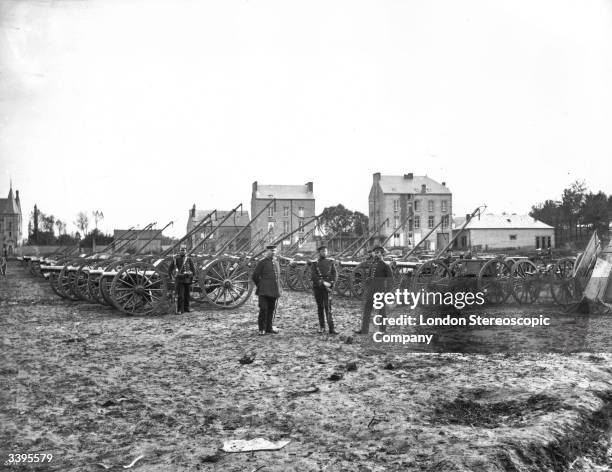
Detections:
2,260,612,471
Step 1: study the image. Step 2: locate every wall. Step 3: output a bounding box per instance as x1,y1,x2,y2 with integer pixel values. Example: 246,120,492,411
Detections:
251,198,316,247
455,228,556,250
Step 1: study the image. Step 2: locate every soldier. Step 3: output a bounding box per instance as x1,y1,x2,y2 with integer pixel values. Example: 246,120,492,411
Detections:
168,244,196,314
251,244,282,335
311,244,338,334
355,245,393,335
0,248,7,277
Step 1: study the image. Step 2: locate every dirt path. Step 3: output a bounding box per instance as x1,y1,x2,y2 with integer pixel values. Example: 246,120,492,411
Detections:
2,260,612,471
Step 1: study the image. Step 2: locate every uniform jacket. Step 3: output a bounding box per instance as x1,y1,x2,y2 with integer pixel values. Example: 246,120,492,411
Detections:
367,258,393,291
168,254,196,279
252,256,282,298
311,257,338,288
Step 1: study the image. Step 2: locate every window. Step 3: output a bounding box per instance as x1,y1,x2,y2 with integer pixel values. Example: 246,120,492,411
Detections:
283,207,289,217
461,236,467,248
394,216,400,229
393,199,400,212
509,234,517,240
268,207,274,217
441,200,448,212
535,236,540,249
428,216,434,228
441,215,449,228
298,207,304,218
299,218,305,233
414,215,420,229
283,221,289,233
268,222,275,231
547,236,551,248
428,200,434,212
414,200,421,212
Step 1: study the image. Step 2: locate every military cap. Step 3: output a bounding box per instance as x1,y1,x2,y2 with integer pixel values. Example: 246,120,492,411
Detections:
372,245,386,252
317,244,328,251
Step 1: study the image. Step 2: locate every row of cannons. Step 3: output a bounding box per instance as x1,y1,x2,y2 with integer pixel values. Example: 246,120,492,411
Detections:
20,204,592,315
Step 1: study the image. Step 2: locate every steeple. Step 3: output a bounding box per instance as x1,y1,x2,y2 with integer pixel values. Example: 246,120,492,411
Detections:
8,178,13,200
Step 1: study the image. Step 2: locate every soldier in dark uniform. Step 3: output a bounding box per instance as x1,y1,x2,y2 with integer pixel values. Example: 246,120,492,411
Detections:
356,245,394,334
251,244,282,335
168,245,196,314
311,245,338,334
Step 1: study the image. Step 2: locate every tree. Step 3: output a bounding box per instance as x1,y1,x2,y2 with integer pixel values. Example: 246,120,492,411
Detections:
55,219,66,236
75,212,89,236
92,210,104,230
561,180,586,229
319,204,370,236
529,199,563,228
581,191,609,235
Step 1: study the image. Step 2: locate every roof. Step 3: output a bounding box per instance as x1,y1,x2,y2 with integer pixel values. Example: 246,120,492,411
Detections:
0,188,20,214
254,184,314,200
378,175,451,194
192,210,250,227
454,214,554,230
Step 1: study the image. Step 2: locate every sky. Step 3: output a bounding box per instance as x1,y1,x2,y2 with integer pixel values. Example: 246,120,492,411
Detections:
1,0,611,238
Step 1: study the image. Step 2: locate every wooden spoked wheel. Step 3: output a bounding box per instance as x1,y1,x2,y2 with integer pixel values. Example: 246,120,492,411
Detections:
284,264,302,290
349,262,370,300
73,261,96,302
335,267,353,297
57,262,81,301
412,259,451,294
200,257,253,309
298,265,313,290
477,259,513,305
550,257,580,306
511,259,541,304
109,262,169,315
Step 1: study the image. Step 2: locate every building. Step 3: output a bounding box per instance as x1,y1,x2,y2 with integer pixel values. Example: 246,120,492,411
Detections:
113,229,163,253
186,205,251,253
368,172,452,250
251,181,316,247
452,213,555,251
0,182,23,255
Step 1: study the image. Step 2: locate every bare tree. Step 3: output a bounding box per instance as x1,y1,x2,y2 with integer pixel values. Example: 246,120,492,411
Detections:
92,210,104,230
75,212,89,236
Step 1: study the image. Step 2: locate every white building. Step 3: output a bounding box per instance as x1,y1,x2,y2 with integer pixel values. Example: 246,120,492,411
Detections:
452,213,555,250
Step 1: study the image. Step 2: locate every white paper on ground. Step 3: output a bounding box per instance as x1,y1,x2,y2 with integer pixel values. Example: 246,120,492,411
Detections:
222,438,291,453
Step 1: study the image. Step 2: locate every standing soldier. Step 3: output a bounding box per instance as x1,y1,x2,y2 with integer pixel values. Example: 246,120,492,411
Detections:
251,244,282,335
0,248,7,277
168,244,196,314
311,244,338,334
355,245,393,334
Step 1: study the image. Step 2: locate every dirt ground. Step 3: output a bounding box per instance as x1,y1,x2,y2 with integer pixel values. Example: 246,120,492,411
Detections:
2,260,612,472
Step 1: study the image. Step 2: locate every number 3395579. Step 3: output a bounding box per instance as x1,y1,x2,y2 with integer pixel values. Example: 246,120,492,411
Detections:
4,453,53,464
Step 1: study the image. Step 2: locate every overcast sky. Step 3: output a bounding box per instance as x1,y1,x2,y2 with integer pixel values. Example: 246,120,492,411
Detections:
1,0,611,238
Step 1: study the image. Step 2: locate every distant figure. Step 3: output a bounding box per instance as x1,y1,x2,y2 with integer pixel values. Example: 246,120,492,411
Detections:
311,245,338,334
252,244,282,335
168,245,196,314
0,248,7,276
356,246,393,335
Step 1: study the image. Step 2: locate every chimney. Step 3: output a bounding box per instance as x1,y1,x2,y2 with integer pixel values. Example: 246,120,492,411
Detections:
421,184,427,193
373,172,381,182
306,182,313,193
190,204,196,218
252,181,258,192
466,214,471,222
442,182,446,186
403,173,414,180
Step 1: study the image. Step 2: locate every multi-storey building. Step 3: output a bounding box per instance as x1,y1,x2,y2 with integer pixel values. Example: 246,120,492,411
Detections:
0,183,22,255
368,172,452,251
251,181,316,247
